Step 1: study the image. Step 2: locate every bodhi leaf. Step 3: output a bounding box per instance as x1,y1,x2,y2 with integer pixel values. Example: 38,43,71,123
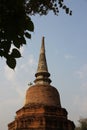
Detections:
0,50,4,57
0,41,11,53
13,41,21,49
66,8,69,14
11,48,21,58
6,57,16,69
13,36,26,48
25,32,31,39
25,17,34,32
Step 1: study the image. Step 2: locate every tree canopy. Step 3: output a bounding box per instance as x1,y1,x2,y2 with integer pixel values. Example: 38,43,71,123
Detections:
76,118,87,130
0,0,72,69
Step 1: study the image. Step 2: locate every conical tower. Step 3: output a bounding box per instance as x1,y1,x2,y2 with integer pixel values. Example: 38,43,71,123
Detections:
34,37,51,85
8,37,75,130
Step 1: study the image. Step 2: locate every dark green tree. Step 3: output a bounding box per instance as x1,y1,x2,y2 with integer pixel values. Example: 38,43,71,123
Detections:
76,118,87,130
0,0,72,69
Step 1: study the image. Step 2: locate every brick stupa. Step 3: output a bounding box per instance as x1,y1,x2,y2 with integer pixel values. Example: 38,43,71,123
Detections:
8,37,75,130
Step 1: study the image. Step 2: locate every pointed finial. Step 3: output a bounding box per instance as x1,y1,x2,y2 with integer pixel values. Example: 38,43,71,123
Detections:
34,37,51,85
37,36,48,73
40,36,45,54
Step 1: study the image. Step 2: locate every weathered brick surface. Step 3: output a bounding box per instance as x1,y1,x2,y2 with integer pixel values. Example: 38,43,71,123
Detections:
8,105,75,130
25,84,61,107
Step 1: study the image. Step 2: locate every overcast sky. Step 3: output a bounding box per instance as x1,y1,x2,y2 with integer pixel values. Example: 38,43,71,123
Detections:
0,0,87,130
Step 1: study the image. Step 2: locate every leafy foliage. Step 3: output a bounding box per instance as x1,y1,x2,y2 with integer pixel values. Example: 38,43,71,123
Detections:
0,0,72,69
75,118,87,130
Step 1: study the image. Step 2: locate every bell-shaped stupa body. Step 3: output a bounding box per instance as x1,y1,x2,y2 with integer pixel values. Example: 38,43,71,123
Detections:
8,37,75,130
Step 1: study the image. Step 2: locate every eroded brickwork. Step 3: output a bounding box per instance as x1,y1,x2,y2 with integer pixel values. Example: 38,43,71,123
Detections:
8,104,75,130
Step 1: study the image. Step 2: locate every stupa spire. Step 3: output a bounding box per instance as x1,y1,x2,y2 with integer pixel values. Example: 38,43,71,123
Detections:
34,37,51,85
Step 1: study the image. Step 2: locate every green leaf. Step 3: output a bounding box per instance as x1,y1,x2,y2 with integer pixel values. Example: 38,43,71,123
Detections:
13,36,26,48
20,36,26,45
13,41,21,48
25,17,34,32
25,32,31,39
11,48,21,58
6,58,16,69
0,50,4,57
0,41,11,53
70,11,72,15
66,8,69,14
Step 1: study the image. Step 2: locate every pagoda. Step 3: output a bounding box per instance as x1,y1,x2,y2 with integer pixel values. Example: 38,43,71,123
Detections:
8,37,75,130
